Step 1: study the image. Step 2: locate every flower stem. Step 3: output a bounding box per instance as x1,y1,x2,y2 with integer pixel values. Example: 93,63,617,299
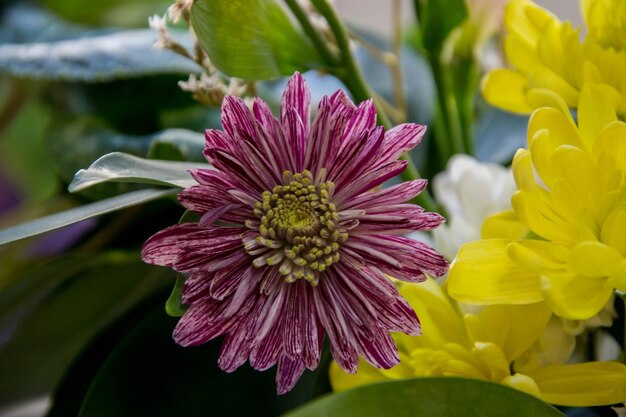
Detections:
311,0,438,213
284,0,339,68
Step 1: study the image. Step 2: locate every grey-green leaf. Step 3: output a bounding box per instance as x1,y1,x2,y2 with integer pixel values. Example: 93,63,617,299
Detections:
68,152,206,193
0,29,200,82
286,377,566,417
190,0,321,80
0,189,176,246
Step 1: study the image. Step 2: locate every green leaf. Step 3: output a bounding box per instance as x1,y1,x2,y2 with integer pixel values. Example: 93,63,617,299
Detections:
165,274,186,317
0,253,172,410
147,128,206,162
0,188,176,246
419,0,468,53
190,0,321,80
69,152,205,193
76,307,326,416
286,377,566,417
0,30,200,82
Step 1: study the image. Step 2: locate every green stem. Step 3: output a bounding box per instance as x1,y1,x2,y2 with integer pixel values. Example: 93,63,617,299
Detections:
311,0,437,213
454,58,478,156
284,0,340,68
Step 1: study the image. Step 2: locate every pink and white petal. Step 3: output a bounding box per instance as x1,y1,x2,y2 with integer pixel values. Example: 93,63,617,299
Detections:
173,301,221,347
204,148,265,196
280,72,311,136
355,325,400,369
210,261,251,300
334,160,408,205
218,299,259,372
331,127,385,189
276,356,307,395
282,281,305,359
220,96,257,142
282,107,307,172
338,99,377,151
354,209,445,234
375,123,426,166
342,179,428,210
142,224,205,267
313,277,359,373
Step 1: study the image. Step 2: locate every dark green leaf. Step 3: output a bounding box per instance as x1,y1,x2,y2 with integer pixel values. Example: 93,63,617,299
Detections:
286,377,566,417
77,307,326,417
419,0,468,53
190,0,321,80
0,189,176,246
0,29,200,82
0,253,172,410
68,152,205,193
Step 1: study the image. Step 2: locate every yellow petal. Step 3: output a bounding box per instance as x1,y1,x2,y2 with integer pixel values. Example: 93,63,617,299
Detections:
578,83,619,149
541,273,614,320
569,241,623,278
502,373,541,398
525,88,572,116
400,279,470,348
527,66,579,108
466,302,551,362
592,121,626,171
508,240,568,274
448,240,542,305
481,69,533,114
481,210,528,240
328,358,413,392
602,204,626,255
472,342,511,382
528,362,626,406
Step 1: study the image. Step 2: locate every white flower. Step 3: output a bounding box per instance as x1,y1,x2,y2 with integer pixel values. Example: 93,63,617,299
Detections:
431,154,516,260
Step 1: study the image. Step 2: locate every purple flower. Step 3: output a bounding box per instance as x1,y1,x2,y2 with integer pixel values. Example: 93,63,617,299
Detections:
142,73,448,394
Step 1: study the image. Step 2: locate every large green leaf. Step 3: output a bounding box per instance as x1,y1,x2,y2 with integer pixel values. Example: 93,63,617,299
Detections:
0,189,175,246
0,29,200,82
190,0,321,80
286,377,566,417
69,152,205,193
0,253,172,411
76,307,328,417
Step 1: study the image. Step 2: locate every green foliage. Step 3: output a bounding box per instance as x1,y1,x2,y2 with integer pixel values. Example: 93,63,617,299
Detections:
286,377,566,417
0,253,172,408
0,30,200,82
417,0,468,53
165,274,186,317
68,152,204,193
75,307,326,416
190,0,322,80
0,189,176,246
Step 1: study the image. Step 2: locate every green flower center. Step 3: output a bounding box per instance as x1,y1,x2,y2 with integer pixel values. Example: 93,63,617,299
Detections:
247,169,347,286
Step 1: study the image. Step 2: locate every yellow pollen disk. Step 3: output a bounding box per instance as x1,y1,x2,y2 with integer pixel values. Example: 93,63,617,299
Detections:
247,169,347,286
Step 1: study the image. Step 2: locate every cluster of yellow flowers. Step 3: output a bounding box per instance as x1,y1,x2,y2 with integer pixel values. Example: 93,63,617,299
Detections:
331,0,626,407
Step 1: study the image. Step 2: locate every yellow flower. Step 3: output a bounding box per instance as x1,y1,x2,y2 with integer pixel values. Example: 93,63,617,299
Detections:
482,0,626,116
448,84,626,320
329,278,626,407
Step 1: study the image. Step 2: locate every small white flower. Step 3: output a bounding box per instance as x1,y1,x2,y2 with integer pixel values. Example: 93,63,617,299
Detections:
431,154,516,260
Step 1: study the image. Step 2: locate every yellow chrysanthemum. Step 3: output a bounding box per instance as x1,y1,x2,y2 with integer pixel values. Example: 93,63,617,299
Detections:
482,0,626,116
448,84,626,320
329,278,626,407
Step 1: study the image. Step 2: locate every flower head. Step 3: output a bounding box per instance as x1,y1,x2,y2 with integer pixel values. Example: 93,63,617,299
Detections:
142,73,448,394
482,0,626,116
448,84,626,320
